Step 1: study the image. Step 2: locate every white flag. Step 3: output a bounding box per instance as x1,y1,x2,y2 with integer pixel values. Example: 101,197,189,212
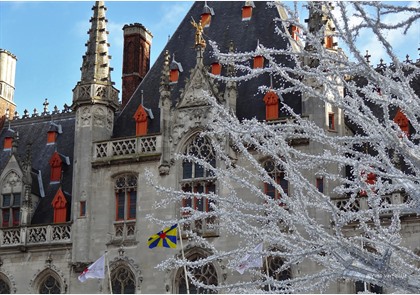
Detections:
78,254,106,282
236,242,263,274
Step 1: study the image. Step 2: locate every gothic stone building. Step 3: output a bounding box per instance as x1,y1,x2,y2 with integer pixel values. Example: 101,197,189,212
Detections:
0,1,418,294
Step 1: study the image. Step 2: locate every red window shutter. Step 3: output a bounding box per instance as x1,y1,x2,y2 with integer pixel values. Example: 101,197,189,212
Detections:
52,188,67,223
170,69,179,83
47,131,57,144
325,36,333,48
253,56,264,69
49,152,63,182
211,62,221,75
291,25,300,41
133,105,148,136
263,91,279,120
201,13,211,27
4,137,12,149
242,6,252,20
393,108,410,137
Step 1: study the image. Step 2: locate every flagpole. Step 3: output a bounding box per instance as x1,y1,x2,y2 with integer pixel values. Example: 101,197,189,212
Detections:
178,224,190,294
263,240,271,292
105,251,113,294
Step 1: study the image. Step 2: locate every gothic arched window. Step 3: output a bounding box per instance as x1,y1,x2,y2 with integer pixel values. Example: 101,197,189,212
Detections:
39,274,61,294
176,253,218,294
263,160,288,205
0,277,10,294
111,266,136,294
114,174,137,221
1,171,22,228
264,255,291,292
181,135,217,235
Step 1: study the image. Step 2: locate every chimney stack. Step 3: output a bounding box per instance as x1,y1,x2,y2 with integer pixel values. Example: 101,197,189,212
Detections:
122,23,153,108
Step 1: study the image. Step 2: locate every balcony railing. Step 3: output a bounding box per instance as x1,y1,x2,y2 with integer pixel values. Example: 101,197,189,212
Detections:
93,135,161,161
0,224,72,248
333,192,410,214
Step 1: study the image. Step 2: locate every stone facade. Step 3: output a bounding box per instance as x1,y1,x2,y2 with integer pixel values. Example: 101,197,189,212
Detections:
0,1,418,294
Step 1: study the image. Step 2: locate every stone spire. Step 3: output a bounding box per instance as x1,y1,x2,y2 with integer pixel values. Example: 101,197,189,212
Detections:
72,1,119,111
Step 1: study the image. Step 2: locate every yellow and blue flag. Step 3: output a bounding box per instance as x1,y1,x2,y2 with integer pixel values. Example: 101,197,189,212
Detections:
148,224,177,249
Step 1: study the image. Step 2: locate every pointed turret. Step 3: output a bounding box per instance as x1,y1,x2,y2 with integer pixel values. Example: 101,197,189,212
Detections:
72,1,119,110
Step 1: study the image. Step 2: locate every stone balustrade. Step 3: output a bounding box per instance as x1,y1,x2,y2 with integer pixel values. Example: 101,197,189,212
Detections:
0,224,71,248
93,134,161,161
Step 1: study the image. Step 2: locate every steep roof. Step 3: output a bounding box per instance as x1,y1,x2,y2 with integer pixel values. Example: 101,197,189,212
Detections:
114,1,301,137
0,113,75,224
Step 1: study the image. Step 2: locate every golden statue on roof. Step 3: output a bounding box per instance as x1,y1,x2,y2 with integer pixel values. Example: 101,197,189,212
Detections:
191,17,206,48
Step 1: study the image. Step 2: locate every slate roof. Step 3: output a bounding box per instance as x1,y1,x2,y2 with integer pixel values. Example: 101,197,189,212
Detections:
0,113,75,224
114,1,302,138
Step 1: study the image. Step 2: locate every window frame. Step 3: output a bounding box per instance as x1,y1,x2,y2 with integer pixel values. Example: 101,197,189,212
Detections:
263,160,289,205
114,174,138,222
1,193,21,228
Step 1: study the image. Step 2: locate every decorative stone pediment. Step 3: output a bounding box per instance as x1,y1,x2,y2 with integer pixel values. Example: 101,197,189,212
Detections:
176,66,220,109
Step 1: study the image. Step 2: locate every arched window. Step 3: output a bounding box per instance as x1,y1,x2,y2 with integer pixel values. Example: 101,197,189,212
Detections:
176,253,218,294
264,255,291,292
114,174,137,221
0,277,10,294
39,274,61,294
111,266,135,294
1,171,22,227
181,135,217,235
263,160,288,205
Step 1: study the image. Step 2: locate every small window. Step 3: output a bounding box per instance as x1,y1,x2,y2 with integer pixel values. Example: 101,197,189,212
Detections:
3,137,12,150
47,131,57,144
264,160,288,205
242,6,253,20
253,55,264,69
328,113,335,130
211,62,221,75
316,177,324,193
80,201,86,217
325,35,333,49
1,193,21,228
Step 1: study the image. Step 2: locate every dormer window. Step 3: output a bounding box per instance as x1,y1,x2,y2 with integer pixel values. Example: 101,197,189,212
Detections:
394,108,410,137
211,62,221,75
170,55,183,83
47,131,57,144
133,104,148,136
325,35,333,49
253,55,264,69
49,152,63,182
263,91,279,120
290,25,300,41
3,137,12,150
201,3,214,27
242,1,255,21
52,188,67,223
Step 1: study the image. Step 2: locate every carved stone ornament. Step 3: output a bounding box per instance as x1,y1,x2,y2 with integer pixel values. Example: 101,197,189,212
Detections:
79,106,92,127
2,171,22,192
93,106,106,127
106,109,114,131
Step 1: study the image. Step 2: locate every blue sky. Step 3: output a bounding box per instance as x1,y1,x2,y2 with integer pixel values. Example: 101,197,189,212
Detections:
0,1,418,116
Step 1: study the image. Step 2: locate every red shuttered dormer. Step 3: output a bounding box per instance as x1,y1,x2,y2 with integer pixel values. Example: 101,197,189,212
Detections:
49,152,63,182
263,91,279,120
52,188,67,223
133,104,148,136
394,108,410,137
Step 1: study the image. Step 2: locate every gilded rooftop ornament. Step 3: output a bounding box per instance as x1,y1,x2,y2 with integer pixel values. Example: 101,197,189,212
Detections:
191,17,206,48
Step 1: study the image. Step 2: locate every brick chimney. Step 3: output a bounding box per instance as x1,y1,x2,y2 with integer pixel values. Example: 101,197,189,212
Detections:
122,23,153,108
